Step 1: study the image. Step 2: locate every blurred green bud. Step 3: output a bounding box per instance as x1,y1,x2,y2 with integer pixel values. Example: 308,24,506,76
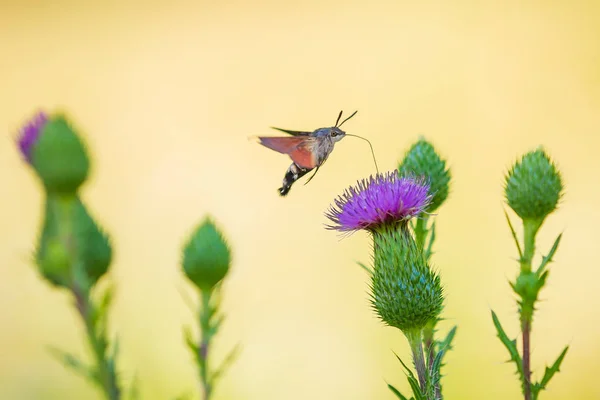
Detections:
36,194,112,289
30,115,90,194
399,138,450,212
182,217,231,292
370,224,444,332
505,148,563,221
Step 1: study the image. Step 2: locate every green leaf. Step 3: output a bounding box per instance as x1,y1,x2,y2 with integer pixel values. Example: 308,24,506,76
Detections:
90,285,114,341
357,261,373,274
183,326,200,364
504,210,523,259
177,284,197,314
425,220,436,259
431,326,457,386
536,233,562,277
210,343,242,384
532,346,569,397
436,325,457,356
387,383,411,400
47,346,95,382
536,270,549,292
491,310,524,381
393,352,425,400
127,372,140,400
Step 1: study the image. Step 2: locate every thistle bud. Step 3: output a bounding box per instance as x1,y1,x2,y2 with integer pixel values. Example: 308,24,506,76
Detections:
18,111,90,194
36,194,112,289
182,217,231,292
370,225,443,332
399,138,451,212
505,148,563,221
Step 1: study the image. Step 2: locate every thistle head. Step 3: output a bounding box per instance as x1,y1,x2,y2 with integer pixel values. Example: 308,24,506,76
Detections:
17,111,90,194
398,137,450,212
505,148,563,222
182,217,232,292
325,171,443,334
325,171,431,233
370,227,444,332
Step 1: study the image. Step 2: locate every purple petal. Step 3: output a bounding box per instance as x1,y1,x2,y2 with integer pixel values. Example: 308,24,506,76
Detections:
325,171,431,232
17,111,48,163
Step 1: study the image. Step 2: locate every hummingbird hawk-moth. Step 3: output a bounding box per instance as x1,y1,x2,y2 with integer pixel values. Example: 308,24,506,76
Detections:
255,110,378,196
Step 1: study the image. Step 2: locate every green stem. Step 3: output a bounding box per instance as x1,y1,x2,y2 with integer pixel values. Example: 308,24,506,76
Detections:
74,289,120,400
52,194,120,399
414,216,439,397
519,218,542,400
520,219,542,273
414,216,429,253
406,329,428,395
199,290,213,400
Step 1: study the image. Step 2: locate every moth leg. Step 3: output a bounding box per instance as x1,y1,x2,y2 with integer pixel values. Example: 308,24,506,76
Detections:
279,163,312,196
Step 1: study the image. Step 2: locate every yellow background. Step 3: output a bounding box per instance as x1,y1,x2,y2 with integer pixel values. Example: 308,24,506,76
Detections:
1,1,599,399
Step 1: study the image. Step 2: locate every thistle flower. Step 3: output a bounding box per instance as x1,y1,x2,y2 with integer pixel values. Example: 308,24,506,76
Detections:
325,171,431,233
16,111,90,194
17,111,48,163
325,170,442,332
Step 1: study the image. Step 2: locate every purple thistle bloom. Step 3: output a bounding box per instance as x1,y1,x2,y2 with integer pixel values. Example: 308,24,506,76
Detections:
17,111,48,163
325,171,431,233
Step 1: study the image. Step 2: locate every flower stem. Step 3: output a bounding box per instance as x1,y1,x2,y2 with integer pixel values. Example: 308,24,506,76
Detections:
73,288,120,400
414,217,440,398
414,217,428,253
198,290,213,400
519,218,541,400
406,329,428,394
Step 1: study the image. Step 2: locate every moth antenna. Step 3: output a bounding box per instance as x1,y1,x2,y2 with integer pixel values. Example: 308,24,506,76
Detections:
334,110,344,127
338,110,358,128
345,134,379,174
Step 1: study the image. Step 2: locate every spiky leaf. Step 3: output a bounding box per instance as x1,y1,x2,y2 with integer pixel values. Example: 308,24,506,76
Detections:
504,210,523,259
532,346,569,397
491,311,524,380
537,233,562,277
388,383,412,400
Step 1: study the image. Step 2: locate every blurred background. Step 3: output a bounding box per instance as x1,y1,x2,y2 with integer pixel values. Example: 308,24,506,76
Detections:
1,0,599,399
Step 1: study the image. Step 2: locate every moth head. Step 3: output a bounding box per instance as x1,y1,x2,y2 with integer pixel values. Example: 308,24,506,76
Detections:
329,127,346,142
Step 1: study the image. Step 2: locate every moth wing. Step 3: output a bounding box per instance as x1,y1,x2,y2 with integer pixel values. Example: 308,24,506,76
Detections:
257,136,317,169
288,142,318,169
270,127,312,136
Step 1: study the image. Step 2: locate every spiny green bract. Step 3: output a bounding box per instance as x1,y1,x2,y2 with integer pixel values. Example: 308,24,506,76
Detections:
505,148,563,221
370,225,443,332
182,217,231,292
398,138,450,212
36,195,112,288
31,116,90,194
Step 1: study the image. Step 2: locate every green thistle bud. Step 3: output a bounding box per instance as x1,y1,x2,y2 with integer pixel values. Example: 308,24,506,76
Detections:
398,138,451,212
370,224,443,332
505,148,563,221
36,194,112,289
182,217,231,292
30,115,90,194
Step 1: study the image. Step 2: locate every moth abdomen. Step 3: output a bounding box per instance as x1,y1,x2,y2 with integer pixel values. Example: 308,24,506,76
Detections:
279,163,312,196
